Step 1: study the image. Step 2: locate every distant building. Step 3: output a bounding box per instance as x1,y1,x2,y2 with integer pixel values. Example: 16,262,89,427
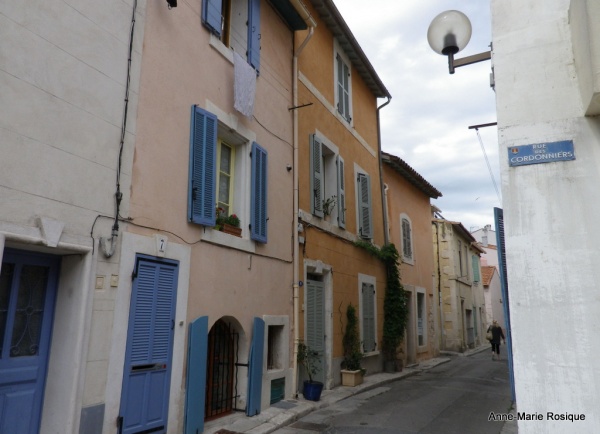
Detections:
481,266,503,326
382,152,442,364
432,219,486,352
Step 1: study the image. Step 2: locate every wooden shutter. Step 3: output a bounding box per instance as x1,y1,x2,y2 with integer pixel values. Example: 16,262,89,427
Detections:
336,155,346,228
310,135,324,218
189,105,217,226
361,283,376,353
185,316,209,434
402,218,412,258
251,142,268,243
247,318,265,416
201,0,223,36
358,173,372,239
247,0,261,73
472,255,480,282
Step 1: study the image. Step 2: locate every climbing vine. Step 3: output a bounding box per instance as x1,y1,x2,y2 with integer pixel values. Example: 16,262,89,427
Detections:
354,241,409,360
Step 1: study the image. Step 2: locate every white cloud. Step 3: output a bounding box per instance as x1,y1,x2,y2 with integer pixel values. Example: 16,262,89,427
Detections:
332,0,499,231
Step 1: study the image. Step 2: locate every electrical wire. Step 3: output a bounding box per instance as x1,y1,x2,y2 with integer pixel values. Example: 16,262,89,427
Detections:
474,128,501,204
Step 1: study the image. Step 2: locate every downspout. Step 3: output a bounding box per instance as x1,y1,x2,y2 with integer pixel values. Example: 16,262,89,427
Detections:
377,97,392,245
291,6,316,398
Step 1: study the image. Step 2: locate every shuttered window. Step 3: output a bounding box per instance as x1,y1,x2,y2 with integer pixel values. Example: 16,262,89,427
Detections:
361,282,376,353
201,0,261,74
472,255,480,282
401,217,412,260
336,155,346,229
250,142,268,243
310,135,324,218
357,173,372,239
189,105,217,226
336,53,351,122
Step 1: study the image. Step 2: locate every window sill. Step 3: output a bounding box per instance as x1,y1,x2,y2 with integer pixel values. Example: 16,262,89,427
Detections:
209,34,234,65
402,256,414,266
362,350,379,358
202,227,256,254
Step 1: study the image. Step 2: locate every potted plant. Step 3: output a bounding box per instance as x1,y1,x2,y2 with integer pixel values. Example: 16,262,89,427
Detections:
322,195,337,218
381,244,408,372
216,207,242,237
297,341,323,401
341,303,365,386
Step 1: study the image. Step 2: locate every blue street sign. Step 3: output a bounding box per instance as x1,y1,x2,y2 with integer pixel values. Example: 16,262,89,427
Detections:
508,140,575,167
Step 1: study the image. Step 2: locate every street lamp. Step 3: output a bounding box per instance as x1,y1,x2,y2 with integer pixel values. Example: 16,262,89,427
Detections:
427,10,491,74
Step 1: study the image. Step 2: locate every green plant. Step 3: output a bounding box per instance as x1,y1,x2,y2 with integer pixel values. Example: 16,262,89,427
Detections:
297,341,320,383
322,195,337,216
354,241,409,361
215,207,240,228
342,304,363,372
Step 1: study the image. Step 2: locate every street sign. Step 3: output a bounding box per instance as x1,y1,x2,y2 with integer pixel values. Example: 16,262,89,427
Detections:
508,140,575,167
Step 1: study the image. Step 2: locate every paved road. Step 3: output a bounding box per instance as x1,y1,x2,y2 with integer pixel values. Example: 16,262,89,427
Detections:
275,351,512,434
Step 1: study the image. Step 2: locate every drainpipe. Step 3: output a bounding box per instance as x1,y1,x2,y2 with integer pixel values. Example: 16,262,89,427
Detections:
291,6,316,398
377,97,391,245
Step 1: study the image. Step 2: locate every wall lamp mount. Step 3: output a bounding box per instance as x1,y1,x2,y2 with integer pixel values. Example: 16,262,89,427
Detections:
428,10,491,74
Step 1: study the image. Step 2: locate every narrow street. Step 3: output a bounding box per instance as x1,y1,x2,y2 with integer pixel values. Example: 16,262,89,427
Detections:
275,351,512,434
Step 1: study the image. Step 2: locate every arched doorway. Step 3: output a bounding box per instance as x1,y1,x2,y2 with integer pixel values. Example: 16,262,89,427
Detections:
205,319,238,420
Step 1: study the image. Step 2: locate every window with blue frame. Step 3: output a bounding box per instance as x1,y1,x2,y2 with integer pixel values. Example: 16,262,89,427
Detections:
202,0,261,73
188,105,268,243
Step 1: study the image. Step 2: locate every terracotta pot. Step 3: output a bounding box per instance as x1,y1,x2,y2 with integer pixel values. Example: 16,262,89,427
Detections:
221,223,242,237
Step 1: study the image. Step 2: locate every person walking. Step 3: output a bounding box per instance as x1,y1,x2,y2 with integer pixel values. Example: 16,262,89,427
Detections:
487,320,506,361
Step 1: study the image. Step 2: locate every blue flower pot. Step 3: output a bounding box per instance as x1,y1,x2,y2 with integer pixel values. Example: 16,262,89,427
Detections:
302,380,324,401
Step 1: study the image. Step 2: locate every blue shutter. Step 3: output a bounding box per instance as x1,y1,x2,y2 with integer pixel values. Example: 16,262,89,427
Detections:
358,173,372,239
202,0,223,36
185,316,209,434
337,155,346,228
189,105,217,226
310,135,324,218
250,142,268,243
247,0,261,73
247,317,265,416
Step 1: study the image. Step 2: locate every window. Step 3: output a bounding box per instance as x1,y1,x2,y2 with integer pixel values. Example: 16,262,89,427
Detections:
359,274,377,353
188,105,268,243
472,255,480,282
217,142,235,215
417,291,425,346
334,42,352,123
202,0,261,73
309,134,346,228
401,215,413,264
458,240,464,277
356,169,372,239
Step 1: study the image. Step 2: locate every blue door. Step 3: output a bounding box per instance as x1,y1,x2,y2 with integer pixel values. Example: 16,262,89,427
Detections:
119,256,179,434
0,249,60,434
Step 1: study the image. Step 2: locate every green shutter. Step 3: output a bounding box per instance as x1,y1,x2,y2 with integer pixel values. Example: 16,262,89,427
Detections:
358,173,372,239
310,135,324,218
337,155,346,229
472,255,480,282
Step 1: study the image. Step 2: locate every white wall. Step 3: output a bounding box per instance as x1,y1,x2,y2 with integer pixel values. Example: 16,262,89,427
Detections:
492,0,600,431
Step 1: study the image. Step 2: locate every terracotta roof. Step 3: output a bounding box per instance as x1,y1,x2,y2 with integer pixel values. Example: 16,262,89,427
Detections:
481,266,496,286
382,151,442,198
306,0,391,98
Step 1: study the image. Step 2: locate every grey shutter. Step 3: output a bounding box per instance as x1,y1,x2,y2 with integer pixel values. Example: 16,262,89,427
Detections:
336,155,346,228
358,173,372,239
402,218,412,258
361,283,376,353
310,135,324,218
472,255,480,282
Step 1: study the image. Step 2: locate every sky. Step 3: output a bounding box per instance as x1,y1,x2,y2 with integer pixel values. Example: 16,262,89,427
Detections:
332,0,500,232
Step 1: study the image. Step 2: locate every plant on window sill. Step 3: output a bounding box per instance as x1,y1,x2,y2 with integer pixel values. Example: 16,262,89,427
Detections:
322,195,337,217
216,207,242,237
